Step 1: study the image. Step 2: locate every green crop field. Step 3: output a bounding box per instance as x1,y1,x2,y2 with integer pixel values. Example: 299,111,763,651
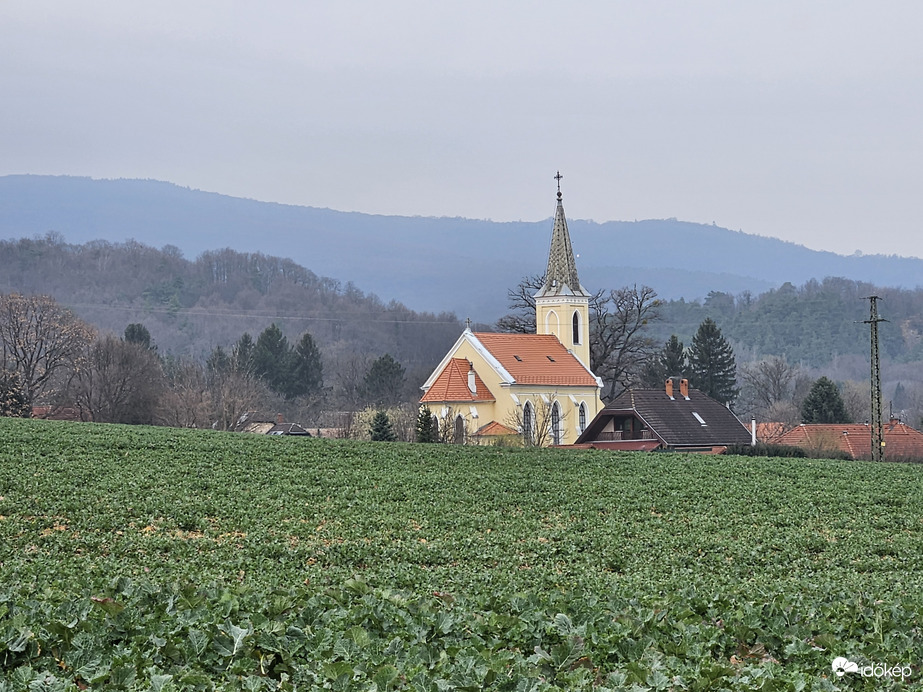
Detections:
0,418,921,690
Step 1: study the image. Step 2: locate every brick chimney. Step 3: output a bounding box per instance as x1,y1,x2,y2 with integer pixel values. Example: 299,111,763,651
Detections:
276,413,284,424
665,379,674,399
680,379,689,399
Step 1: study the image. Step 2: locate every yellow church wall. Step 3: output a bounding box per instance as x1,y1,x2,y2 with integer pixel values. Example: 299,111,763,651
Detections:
501,384,601,445
535,298,591,370
427,339,601,445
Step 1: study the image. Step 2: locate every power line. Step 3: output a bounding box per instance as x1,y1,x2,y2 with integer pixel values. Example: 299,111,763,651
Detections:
64,303,465,326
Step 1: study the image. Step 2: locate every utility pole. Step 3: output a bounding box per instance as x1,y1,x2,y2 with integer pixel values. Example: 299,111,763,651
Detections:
864,296,886,461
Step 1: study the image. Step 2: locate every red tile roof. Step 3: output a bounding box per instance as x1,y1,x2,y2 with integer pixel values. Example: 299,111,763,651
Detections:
777,421,923,460
420,358,495,403
473,332,598,386
474,421,518,436
32,406,83,422
757,422,787,443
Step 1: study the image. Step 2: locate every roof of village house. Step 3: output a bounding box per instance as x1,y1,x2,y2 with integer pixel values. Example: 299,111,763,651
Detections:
420,358,495,403
534,179,591,299
570,439,664,452
576,386,752,448
473,332,599,386
267,422,311,436
474,421,518,437
777,421,923,460
757,421,788,443
31,406,82,422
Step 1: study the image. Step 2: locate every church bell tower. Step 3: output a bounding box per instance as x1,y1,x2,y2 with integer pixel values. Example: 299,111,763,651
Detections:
534,172,592,369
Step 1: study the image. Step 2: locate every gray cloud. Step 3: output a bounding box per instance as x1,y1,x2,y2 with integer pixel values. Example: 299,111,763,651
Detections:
2,0,922,258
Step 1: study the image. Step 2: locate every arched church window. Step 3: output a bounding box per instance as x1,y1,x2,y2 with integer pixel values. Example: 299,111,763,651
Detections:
551,402,562,445
453,415,465,444
545,310,559,334
578,402,587,434
572,311,581,345
522,401,533,445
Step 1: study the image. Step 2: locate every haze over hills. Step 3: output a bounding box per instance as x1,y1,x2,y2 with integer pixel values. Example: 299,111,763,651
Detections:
1,174,921,319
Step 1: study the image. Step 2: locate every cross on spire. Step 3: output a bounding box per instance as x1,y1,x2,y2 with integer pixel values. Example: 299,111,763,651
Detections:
554,171,563,199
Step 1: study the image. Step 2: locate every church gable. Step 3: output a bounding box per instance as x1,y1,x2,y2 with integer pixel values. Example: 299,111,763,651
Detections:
421,358,495,403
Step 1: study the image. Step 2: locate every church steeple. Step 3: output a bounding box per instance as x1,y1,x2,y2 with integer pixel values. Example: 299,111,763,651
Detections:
534,172,592,369
538,172,590,299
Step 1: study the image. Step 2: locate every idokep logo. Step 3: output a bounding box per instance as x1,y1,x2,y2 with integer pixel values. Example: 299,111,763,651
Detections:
832,657,859,677
832,656,913,681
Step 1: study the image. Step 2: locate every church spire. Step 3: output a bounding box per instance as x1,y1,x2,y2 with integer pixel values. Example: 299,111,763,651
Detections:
539,172,588,298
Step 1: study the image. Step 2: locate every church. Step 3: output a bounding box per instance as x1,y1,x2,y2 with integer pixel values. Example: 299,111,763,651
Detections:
419,176,604,445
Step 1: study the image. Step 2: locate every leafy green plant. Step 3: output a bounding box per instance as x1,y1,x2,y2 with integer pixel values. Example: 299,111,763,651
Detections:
1,417,922,688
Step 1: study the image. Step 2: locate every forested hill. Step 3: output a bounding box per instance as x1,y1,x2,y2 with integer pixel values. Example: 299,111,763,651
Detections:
3,175,923,318
4,235,923,381
0,236,463,376
652,279,923,369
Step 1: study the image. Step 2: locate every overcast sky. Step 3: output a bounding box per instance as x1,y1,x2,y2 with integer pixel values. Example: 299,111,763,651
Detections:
3,1,922,258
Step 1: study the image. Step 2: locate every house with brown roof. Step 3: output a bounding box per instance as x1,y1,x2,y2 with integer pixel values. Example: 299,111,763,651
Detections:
420,176,604,445
777,420,923,461
573,378,753,452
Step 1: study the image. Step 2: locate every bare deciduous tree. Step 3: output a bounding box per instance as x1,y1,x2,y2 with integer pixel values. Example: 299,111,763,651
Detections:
496,277,661,401
495,274,544,334
159,358,212,428
431,405,473,444
0,293,95,406
504,395,567,447
740,357,798,409
209,368,275,432
738,356,800,421
68,334,164,424
591,286,661,400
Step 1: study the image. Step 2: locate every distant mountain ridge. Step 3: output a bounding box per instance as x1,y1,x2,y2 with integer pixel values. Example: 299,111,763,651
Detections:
1,174,921,318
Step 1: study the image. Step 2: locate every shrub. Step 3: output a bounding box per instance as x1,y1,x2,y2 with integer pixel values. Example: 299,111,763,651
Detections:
724,443,807,458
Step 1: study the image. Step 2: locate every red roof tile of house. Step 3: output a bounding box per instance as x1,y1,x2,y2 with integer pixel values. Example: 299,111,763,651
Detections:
473,332,598,386
777,421,923,460
474,421,518,437
32,406,83,422
757,422,787,443
420,358,495,403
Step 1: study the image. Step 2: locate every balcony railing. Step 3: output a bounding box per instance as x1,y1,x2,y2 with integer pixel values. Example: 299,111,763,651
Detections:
594,430,655,441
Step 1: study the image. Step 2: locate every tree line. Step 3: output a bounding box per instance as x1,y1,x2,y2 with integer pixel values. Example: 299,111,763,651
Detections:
0,235,461,380
497,274,909,435
0,293,413,431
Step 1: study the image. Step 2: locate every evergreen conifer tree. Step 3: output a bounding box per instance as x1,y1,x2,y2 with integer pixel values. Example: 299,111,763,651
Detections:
253,323,291,394
661,335,687,377
0,370,30,418
290,332,324,398
643,334,687,386
124,323,154,350
206,345,231,374
801,376,851,423
370,410,397,441
364,354,406,406
415,406,438,443
253,323,323,399
688,318,738,404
